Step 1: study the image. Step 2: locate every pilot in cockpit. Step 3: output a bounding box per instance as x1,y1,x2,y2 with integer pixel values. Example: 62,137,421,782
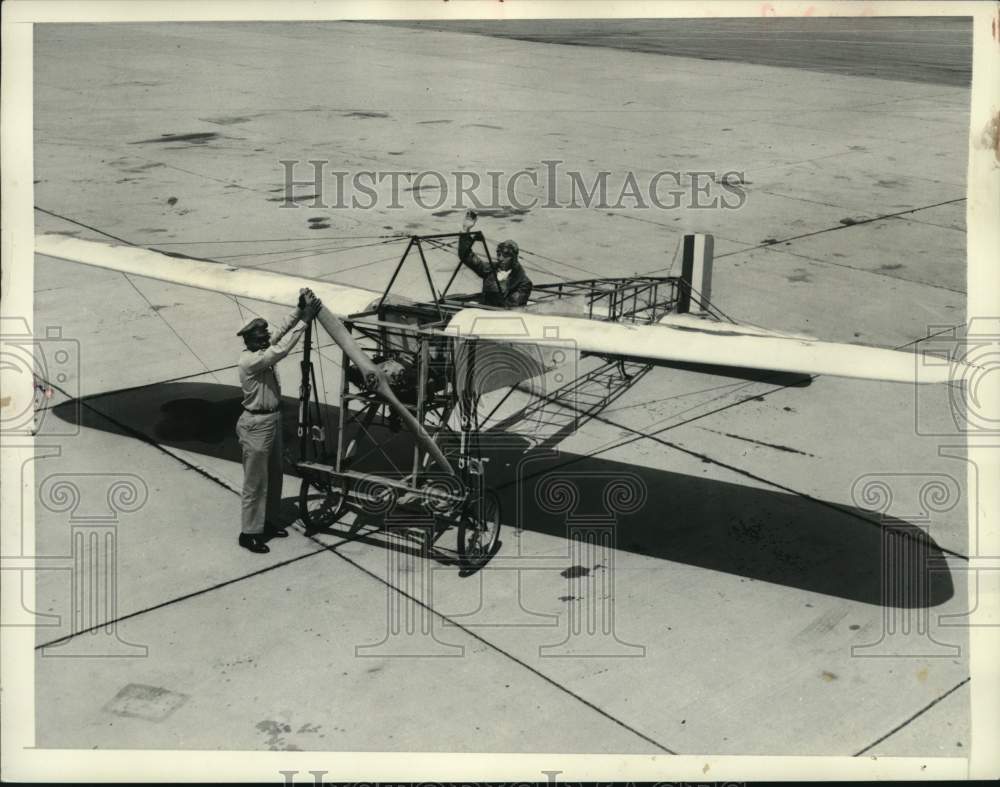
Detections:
457,209,532,308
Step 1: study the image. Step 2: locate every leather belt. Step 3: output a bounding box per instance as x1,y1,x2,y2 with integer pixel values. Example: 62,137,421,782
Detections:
243,407,279,415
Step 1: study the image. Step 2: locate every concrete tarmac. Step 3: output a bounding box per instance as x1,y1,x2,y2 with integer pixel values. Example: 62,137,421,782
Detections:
31,21,970,761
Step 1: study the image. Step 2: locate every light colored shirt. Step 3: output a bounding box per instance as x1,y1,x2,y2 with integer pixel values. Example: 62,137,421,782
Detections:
238,310,307,411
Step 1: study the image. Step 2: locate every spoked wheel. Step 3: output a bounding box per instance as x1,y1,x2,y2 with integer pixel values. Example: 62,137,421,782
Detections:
299,472,348,533
457,489,501,572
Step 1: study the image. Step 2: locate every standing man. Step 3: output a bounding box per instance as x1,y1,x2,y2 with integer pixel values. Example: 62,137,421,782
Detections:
458,210,532,308
235,289,322,553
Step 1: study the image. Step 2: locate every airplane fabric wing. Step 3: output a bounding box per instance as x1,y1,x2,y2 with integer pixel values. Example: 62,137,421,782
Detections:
445,309,964,384
36,233,380,317
37,234,965,385
656,312,818,342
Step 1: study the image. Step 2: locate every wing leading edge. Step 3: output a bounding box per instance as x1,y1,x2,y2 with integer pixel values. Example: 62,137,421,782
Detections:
35,233,379,317
445,309,964,385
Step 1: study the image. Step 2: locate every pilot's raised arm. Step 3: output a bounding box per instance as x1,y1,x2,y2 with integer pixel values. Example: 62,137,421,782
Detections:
458,212,492,278
457,210,533,308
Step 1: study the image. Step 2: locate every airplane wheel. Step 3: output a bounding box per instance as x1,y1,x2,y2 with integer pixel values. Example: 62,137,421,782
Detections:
299,473,347,533
457,489,501,572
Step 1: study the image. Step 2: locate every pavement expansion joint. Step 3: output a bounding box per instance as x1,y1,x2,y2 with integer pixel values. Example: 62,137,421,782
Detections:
853,676,971,756
35,205,133,245
303,527,680,755
713,196,968,262
556,394,971,563
35,381,687,754
35,544,332,652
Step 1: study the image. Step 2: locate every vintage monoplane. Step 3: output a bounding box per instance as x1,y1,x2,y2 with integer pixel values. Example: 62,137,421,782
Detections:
35,230,968,571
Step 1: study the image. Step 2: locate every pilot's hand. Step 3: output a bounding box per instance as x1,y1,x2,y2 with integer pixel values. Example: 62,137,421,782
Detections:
305,298,323,320
461,209,477,231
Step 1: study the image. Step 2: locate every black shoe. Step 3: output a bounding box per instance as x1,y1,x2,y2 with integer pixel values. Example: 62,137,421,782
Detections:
265,522,289,538
239,533,270,554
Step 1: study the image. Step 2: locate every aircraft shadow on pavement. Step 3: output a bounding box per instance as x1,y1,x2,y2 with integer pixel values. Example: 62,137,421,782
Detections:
647,360,813,388
54,380,955,608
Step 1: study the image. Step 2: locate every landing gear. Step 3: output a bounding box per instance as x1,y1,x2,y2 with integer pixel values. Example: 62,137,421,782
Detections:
293,256,510,573
299,472,348,533
457,488,501,571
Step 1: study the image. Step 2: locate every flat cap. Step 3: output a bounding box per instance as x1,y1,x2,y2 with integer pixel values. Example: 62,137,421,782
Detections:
236,317,268,337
